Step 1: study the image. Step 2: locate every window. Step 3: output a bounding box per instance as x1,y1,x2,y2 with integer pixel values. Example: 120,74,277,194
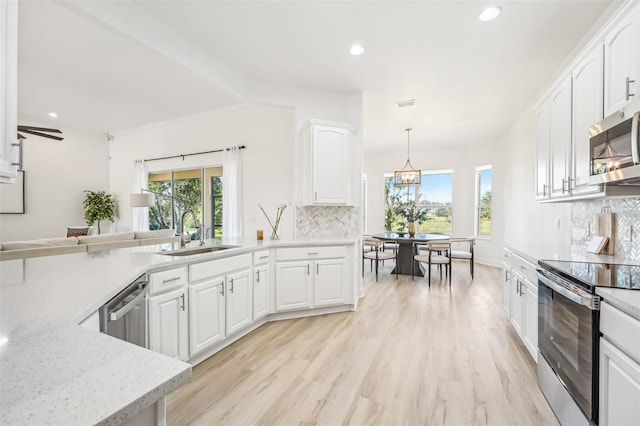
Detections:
475,165,492,237
148,166,222,240
384,170,453,234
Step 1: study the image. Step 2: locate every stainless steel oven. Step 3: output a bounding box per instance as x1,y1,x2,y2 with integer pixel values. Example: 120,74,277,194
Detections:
99,274,148,348
537,267,600,425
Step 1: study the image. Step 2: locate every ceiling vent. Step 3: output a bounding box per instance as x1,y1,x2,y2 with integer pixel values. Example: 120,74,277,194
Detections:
395,99,416,108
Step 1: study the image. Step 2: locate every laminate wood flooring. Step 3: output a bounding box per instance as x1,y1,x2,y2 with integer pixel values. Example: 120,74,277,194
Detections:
167,261,559,426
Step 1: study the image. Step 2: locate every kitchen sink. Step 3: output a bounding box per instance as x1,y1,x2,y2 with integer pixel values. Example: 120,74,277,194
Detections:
158,245,239,256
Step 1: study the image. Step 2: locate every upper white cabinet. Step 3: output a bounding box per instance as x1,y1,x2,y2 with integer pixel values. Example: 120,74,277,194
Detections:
0,0,18,183
571,45,604,195
299,120,356,206
548,76,573,199
603,3,640,116
535,100,551,200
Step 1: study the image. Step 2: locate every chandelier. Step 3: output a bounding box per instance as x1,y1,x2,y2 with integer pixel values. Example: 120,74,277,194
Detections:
394,128,421,186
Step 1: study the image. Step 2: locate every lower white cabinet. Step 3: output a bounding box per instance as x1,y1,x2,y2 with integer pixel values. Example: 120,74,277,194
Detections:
314,259,346,307
599,338,640,426
275,261,313,311
522,278,538,360
502,263,512,314
148,287,189,361
510,270,525,337
188,277,225,355
253,264,269,321
226,268,252,335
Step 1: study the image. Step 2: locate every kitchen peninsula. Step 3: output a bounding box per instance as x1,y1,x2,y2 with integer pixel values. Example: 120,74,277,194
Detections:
0,237,358,425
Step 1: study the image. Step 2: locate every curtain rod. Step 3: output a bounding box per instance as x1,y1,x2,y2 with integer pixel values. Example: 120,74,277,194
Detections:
142,145,246,163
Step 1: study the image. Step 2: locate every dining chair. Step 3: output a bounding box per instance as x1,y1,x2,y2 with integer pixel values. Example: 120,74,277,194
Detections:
449,237,475,279
412,241,452,286
363,238,398,281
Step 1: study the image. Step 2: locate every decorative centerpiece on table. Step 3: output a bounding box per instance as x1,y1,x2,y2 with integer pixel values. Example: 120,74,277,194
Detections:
393,200,428,236
258,202,288,240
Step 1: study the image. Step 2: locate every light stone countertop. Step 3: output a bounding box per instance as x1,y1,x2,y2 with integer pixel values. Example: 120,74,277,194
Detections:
0,236,357,425
596,288,640,320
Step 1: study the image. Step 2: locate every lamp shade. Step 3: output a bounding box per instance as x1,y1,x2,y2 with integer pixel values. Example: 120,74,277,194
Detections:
129,193,154,207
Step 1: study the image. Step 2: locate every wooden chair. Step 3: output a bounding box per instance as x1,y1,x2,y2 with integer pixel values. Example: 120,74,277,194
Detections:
412,241,452,286
449,237,475,279
363,238,398,281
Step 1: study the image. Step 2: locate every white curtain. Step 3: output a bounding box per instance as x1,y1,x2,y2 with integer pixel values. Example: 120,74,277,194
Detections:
223,146,243,238
132,159,149,232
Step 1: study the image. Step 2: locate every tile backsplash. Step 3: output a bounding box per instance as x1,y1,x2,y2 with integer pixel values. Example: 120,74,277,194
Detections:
296,206,361,238
571,198,640,262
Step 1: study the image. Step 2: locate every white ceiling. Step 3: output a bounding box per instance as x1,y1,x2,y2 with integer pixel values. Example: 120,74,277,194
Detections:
18,0,618,151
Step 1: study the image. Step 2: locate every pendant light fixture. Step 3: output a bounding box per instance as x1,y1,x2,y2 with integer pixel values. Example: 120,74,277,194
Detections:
394,128,421,186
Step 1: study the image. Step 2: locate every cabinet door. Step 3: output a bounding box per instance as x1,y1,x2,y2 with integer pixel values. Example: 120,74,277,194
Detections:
572,45,604,195
254,265,269,321
226,268,252,335
0,0,18,183
604,7,640,116
599,338,640,426
312,125,348,204
275,261,313,312
510,271,524,338
549,76,573,198
535,100,551,199
522,278,538,361
148,288,188,360
502,264,512,314
314,259,346,307
189,277,225,356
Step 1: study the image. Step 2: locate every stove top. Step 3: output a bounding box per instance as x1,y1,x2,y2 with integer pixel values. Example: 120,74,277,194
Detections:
539,260,640,290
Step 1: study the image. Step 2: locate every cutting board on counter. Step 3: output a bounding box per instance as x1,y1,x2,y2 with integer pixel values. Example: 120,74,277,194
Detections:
596,213,615,255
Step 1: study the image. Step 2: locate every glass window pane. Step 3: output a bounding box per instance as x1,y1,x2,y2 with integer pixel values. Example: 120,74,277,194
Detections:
418,172,453,234
384,175,413,231
148,176,172,230
479,169,492,236
211,176,223,238
174,171,202,240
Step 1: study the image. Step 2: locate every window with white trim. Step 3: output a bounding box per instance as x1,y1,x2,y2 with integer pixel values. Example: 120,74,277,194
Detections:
475,165,492,237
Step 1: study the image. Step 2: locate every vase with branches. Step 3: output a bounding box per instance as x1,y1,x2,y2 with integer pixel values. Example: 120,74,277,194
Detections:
83,190,115,234
393,200,428,236
258,202,288,239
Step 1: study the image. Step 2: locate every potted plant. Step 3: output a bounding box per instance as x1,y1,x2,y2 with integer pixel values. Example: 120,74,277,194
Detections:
83,190,115,234
393,200,428,236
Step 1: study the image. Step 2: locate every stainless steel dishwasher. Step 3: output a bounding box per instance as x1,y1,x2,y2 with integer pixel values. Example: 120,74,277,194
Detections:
99,274,148,348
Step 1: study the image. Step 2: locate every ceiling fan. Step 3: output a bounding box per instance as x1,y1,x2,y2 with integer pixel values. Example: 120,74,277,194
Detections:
17,125,64,141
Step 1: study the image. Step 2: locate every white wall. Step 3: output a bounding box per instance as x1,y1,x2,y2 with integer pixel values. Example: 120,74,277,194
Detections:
0,125,109,241
502,104,571,259
363,137,505,267
109,103,297,238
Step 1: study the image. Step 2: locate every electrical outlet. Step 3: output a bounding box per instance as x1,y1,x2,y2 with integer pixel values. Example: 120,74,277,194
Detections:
554,219,560,229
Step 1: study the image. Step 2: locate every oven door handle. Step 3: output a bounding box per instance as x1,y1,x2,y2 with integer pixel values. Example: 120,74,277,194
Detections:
536,270,600,310
631,111,639,164
109,284,149,321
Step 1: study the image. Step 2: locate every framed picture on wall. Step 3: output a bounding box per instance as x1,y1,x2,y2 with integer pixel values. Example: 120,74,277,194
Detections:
0,170,25,214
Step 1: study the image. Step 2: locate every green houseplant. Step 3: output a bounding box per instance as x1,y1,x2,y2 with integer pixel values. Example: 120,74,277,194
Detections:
393,200,428,236
83,190,115,234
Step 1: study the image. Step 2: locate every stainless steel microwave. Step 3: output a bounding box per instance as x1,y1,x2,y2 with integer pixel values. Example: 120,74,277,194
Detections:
589,99,640,185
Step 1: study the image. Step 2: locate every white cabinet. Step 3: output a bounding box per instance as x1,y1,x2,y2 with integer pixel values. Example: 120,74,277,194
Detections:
314,259,346,307
548,76,573,199
299,120,356,206
274,245,349,312
535,100,551,199
603,3,640,116
571,45,604,195
0,0,18,183
225,268,252,335
148,287,189,361
522,278,538,360
254,264,269,321
188,277,225,356
510,270,525,338
599,300,640,426
275,261,313,311
502,262,512,314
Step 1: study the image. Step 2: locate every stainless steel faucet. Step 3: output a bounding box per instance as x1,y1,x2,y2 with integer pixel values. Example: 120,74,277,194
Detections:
180,209,204,248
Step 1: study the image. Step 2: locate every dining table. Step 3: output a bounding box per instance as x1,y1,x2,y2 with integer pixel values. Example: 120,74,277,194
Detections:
372,232,450,276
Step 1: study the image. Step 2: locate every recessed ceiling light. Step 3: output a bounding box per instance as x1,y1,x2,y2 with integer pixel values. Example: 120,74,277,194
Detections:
479,6,502,21
350,44,364,55
48,112,58,118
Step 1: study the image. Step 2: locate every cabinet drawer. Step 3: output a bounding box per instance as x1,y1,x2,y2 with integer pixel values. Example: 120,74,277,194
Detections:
189,254,252,282
510,254,538,284
601,301,640,364
149,267,187,296
276,245,346,261
502,247,512,261
253,250,270,265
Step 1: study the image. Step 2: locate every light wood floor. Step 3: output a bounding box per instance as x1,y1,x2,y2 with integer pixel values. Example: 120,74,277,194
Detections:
167,261,559,426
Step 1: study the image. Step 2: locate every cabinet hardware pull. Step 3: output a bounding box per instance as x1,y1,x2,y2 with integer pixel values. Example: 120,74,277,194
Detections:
543,184,548,197
230,278,234,293
626,77,635,101
561,178,567,194
519,265,526,270
162,276,181,284
316,264,319,274
259,255,268,260
505,269,509,280
180,294,185,311
308,252,319,255
221,282,225,296
315,191,318,201
307,264,310,275
256,271,260,283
